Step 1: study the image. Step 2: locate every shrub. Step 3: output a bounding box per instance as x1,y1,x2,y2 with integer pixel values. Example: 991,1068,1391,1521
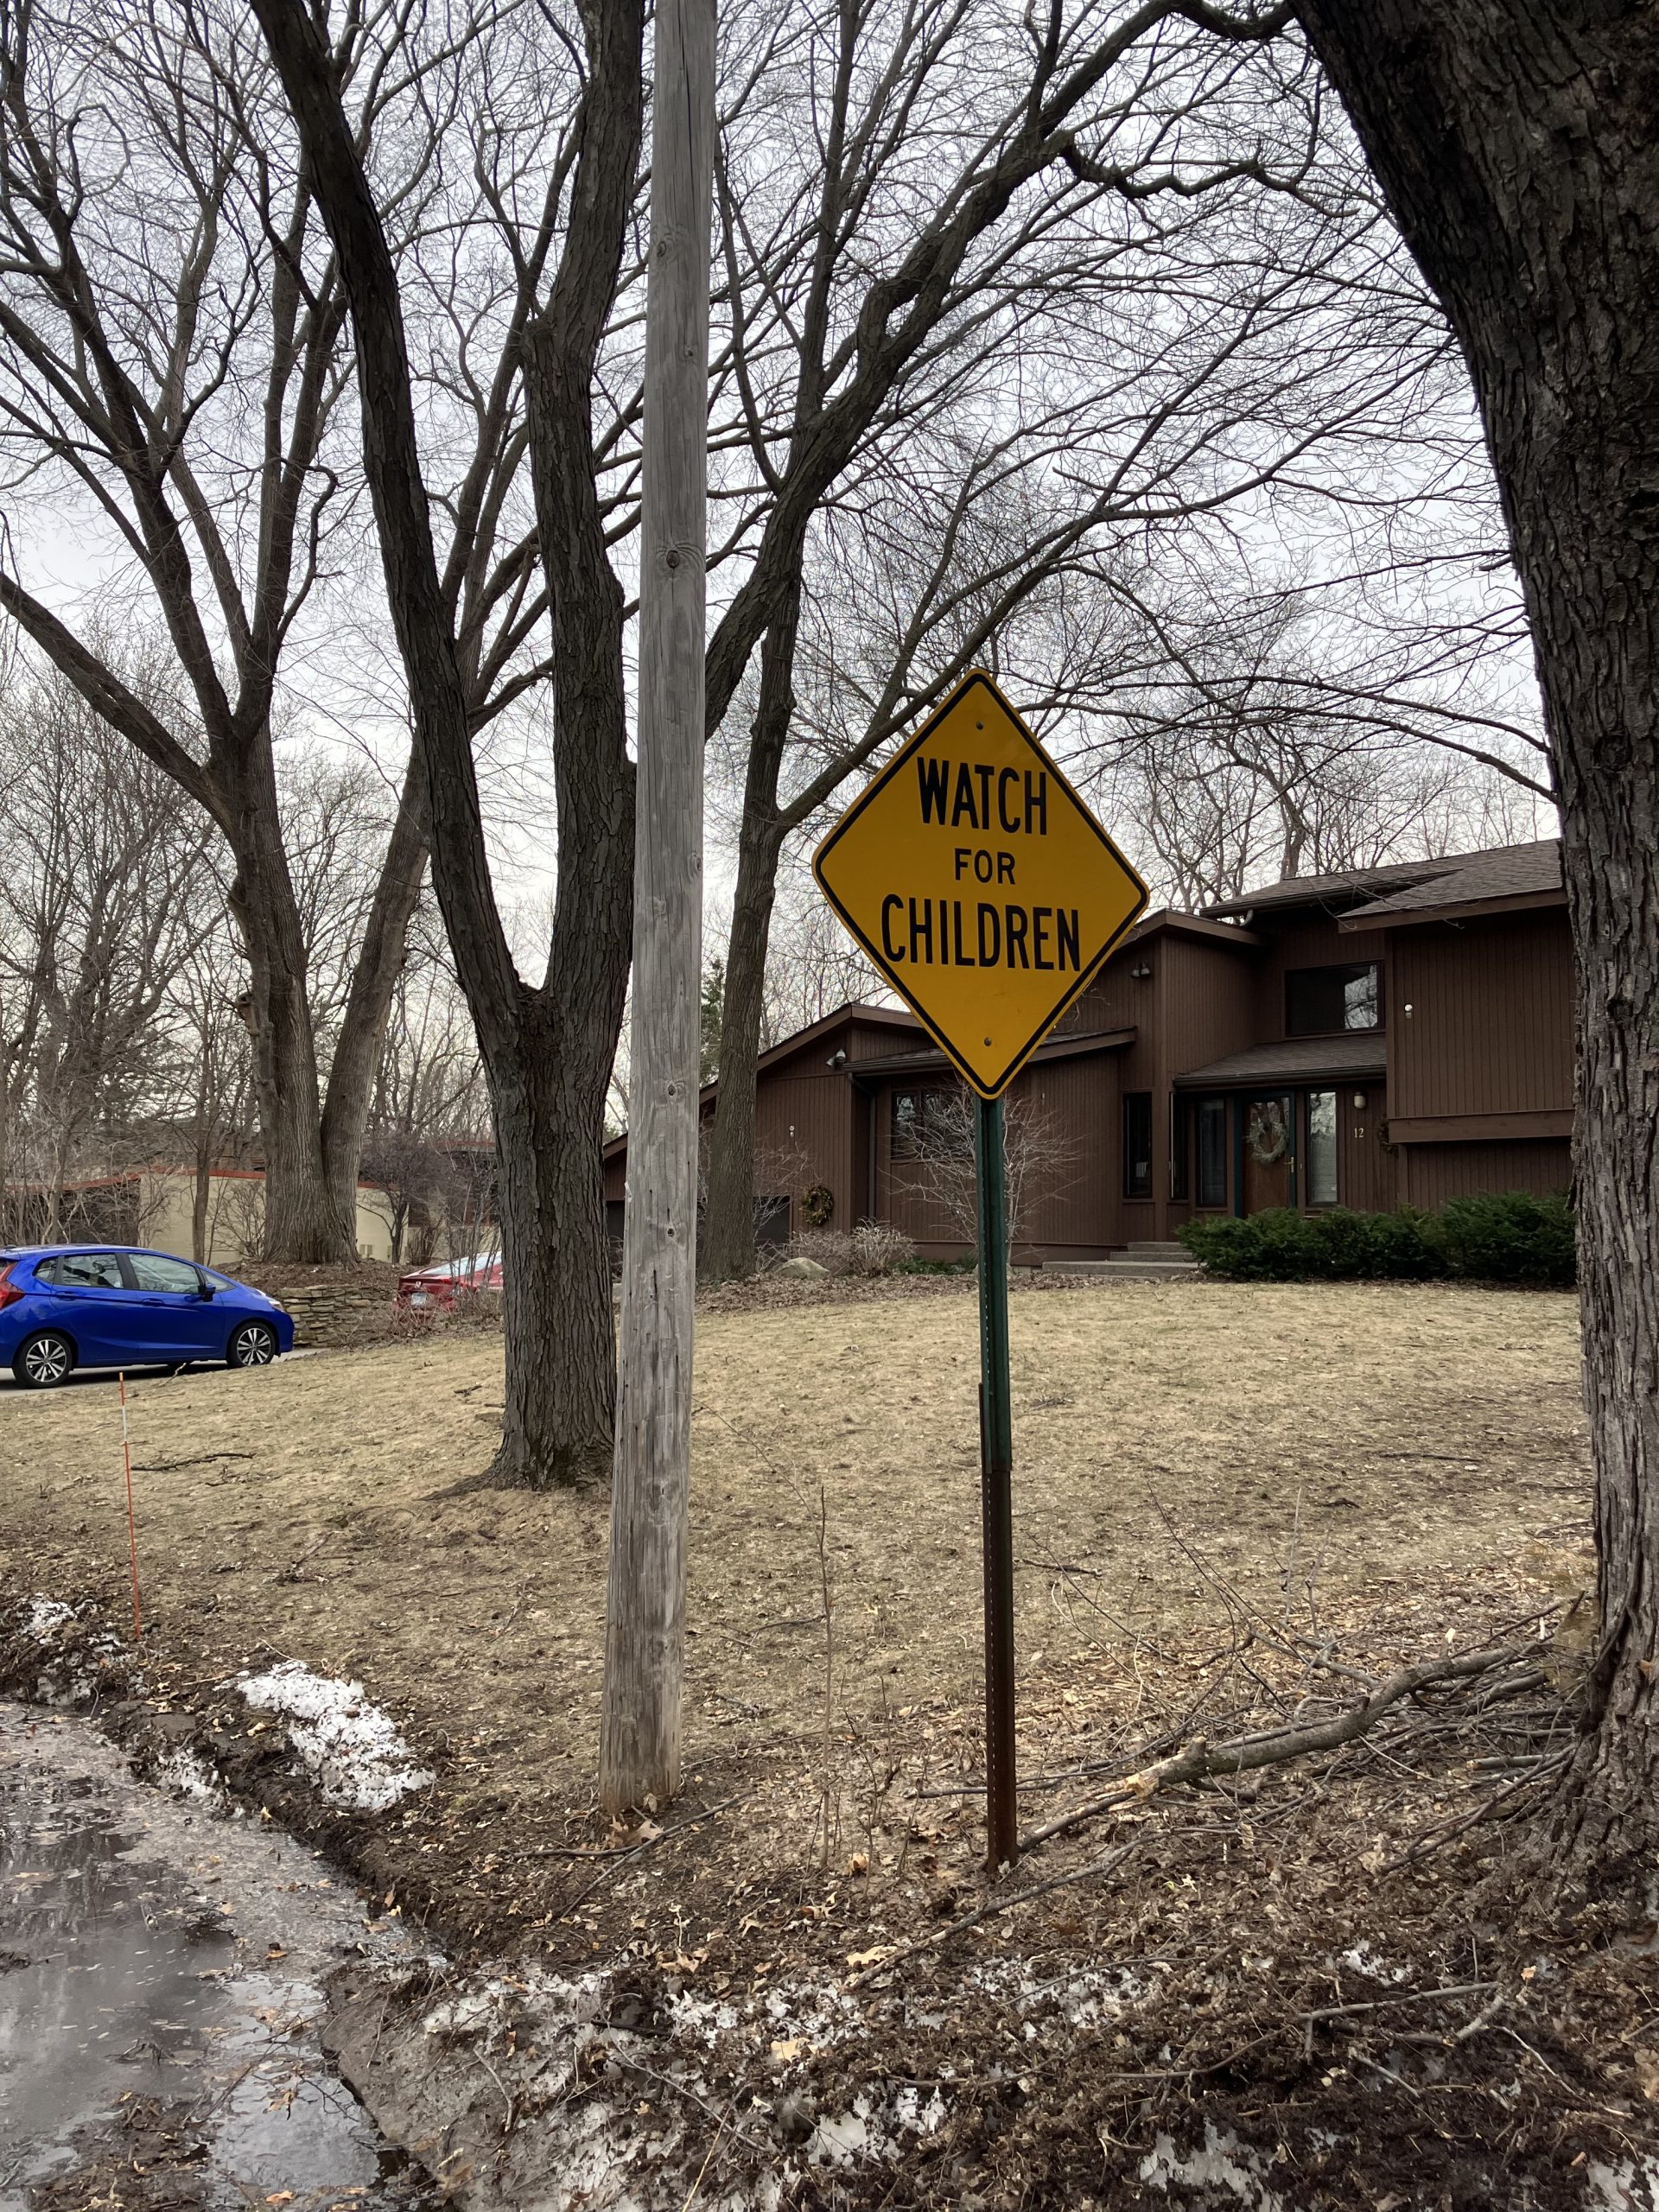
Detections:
1177,1209,1319,1281
1437,1190,1576,1287
847,1221,918,1275
1179,1192,1573,1287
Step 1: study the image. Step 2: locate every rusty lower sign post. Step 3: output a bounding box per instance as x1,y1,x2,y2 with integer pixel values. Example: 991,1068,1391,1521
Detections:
812,671,1148,1869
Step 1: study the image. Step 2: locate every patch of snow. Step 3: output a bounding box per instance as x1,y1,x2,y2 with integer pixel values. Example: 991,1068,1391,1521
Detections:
156,1746,226,1808
22,1595,75,1642
1139,2121,1286,2209
234,1661,433,1812
1338,1942,1411,1984
808,2102,872,2165
1587,2154,1659,2210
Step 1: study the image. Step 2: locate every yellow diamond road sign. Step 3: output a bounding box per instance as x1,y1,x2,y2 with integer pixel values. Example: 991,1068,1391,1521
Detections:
812,671,1149,1099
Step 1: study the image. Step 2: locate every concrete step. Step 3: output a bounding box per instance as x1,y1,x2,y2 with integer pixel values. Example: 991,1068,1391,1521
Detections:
1123,1242,1191,1259
1043,1256,1200,1280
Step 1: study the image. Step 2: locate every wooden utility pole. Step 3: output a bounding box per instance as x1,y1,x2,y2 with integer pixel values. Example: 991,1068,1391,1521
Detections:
600,0,716,1815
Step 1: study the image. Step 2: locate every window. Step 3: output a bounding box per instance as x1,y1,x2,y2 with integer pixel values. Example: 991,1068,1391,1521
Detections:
1123,1092,1153,1199
129,1253,204,1295
1196,1097,1227,1208
1286,963,1381,1036
36,1251,124,1290
1169,1096,1189,1202
1306,1090,1338,1206
890,1088,966,1160
892,1090,922,1159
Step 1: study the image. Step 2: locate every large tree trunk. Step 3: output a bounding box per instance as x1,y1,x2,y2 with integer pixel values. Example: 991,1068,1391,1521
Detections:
1294,1,1659,1882
490,995,626,1489
701,595,801,1281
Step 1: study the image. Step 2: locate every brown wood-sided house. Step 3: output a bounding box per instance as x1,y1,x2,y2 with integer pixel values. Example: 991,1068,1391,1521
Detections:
603,838,1573,1263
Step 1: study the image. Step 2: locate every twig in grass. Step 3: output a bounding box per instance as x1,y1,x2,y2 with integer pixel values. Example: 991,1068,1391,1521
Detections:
132,1451,253,1472
1377,1748,1573,1872
1103,1981,1500,2088
620,2058,771,2156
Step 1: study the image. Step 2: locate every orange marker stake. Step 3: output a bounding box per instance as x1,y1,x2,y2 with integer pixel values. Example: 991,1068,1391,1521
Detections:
118,1370,142,1641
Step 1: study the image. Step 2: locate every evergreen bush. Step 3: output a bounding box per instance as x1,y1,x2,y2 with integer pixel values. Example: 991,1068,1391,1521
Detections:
1178,1192,1573,1287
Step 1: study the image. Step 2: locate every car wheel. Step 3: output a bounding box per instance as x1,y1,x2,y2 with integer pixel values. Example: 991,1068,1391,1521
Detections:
226,1321,278,1370
14,1331,74,1389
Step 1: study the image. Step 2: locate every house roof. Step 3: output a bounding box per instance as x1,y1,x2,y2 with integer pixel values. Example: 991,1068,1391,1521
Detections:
850,1027,1135,1078
1339,839,1563,928
1204,857,1452,918
603,1001,921,1157
1173,1033,1388,1090
1202,838,1562,924
1125,908,1263,950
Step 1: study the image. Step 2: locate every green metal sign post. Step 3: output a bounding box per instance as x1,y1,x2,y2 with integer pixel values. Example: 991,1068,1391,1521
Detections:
975,1094,1018,1872
810,668,1150,1878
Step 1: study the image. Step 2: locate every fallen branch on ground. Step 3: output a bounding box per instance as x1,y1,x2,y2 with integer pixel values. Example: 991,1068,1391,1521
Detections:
1018,1639,1535,1853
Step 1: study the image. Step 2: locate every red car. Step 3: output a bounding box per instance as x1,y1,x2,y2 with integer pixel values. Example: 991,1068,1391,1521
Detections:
395,1249,504,1311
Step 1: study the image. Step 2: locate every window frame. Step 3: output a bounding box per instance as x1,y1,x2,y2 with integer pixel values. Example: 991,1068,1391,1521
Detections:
35,1250,128,1291
127,1251,208,1296
1304,1089,1339,1208
1195,1096,1228,1209
1122,1090,1154,1201
1284,962,1383,1039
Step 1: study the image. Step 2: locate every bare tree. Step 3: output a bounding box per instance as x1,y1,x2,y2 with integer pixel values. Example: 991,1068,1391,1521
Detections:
696,0,1477,1278
251,0,644,1486
0,0,434,1259
1084,582,1548,905
0,658,219,1233
890,1080,1082,1249
361,921,490,1264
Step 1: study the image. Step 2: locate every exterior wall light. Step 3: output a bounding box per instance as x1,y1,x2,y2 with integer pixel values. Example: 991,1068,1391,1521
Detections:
1129,962,1153,980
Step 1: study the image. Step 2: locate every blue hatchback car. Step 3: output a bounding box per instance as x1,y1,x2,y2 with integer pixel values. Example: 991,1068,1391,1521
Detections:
0,1246,294,1388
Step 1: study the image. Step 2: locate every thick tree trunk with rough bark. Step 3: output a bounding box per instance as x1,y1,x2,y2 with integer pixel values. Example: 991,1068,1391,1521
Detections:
1295,0,1659,1882
490,988,627,1489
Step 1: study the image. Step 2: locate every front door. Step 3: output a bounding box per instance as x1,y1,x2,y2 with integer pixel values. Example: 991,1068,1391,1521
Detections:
1241,1093,1295,1214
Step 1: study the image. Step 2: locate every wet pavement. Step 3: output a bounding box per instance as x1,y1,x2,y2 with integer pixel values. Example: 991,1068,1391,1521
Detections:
0,1701,435,2209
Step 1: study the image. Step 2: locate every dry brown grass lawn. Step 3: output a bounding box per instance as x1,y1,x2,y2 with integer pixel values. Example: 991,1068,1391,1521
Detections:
0,1278,1586,1818
0,1275,1618,2209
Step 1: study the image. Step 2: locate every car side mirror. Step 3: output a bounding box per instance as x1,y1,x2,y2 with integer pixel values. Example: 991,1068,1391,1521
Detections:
199,1284,218,1300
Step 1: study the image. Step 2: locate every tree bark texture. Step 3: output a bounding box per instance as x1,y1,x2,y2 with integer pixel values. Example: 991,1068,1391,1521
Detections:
253,0,642,1488
512,0,645,1490
601,0,715,1812
1294,0,1659,1881
700,598,798,1281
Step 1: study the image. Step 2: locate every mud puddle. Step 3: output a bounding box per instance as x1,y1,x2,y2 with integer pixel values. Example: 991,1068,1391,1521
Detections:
0,1701,436,2209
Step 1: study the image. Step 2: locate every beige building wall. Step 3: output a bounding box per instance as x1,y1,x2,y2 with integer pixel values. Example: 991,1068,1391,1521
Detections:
137,1172,398,1268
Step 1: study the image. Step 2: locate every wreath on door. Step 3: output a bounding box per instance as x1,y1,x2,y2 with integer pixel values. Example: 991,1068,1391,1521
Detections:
803,1182,835,1228
1246,1099,1289,1167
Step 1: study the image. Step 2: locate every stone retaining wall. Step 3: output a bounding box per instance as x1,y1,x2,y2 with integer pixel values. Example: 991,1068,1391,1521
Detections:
272,1284,393,1349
